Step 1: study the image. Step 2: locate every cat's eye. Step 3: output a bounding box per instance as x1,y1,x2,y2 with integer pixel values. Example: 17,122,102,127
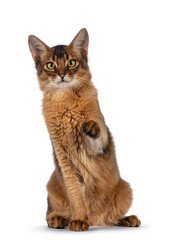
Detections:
46,62,56,70
67,59,76,68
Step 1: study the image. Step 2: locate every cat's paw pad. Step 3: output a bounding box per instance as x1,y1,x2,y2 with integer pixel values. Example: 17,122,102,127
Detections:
47,216,67,229
83,120,100,138
69,220,89,231
118,215,141,227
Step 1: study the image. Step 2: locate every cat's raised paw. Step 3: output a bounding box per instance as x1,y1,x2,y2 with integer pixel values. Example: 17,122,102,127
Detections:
83,120,100,139
47,216,67,229
118,215,141,227
69,220,89,231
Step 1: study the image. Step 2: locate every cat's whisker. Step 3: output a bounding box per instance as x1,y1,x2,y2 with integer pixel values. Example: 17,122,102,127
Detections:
75,77,90,84
76,78,91,87
75,79,90,94
40,80,50,87
75,77,89,82
41,80,49,84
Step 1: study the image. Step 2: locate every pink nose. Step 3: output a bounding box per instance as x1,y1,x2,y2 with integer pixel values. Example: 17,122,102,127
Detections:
60,73,65,79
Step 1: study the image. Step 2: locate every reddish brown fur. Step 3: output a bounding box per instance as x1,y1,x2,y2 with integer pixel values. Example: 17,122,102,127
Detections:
28,29,141,231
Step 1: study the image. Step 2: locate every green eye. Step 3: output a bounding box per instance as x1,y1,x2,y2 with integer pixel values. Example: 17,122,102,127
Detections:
46,62,56,70
67,59,76,68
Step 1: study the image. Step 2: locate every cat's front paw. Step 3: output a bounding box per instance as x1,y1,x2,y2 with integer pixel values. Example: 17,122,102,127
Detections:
47,216,67,229
83,120,100,139
69,220,89,231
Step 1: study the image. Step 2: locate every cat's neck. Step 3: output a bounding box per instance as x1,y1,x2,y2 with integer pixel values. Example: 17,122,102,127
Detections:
42,80,97,103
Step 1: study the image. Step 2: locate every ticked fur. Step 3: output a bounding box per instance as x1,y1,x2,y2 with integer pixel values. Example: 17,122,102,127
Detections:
28,28,141,231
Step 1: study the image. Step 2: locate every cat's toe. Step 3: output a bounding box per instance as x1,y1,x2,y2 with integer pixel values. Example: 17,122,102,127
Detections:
118,215,141,227
47,216,67,229
69,220,89,231
83,120,100,138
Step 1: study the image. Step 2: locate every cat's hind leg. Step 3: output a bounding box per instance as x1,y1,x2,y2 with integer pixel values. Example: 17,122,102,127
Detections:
113,180,141,227
103,179,141,227
46,171,71,229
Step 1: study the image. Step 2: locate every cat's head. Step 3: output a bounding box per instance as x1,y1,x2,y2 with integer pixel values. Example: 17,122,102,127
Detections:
28,28,91,91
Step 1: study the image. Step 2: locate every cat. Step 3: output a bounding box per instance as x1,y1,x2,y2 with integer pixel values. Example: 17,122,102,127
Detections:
28,28,141,231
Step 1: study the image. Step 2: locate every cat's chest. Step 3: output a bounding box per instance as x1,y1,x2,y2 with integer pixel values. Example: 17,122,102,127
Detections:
43,100,86,141
55,106,85,127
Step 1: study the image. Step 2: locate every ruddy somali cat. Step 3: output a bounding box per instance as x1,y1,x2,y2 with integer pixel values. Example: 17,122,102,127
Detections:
28,28,141,231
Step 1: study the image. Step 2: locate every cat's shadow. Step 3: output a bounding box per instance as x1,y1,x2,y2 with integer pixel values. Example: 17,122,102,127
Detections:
33,225,146,233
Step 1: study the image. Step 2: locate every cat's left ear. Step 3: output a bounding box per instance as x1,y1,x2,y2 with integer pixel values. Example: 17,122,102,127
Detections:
69,28,89,55
28,35,50,62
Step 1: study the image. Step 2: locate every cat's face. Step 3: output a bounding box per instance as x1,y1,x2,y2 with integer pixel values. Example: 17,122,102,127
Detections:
28,29,91,91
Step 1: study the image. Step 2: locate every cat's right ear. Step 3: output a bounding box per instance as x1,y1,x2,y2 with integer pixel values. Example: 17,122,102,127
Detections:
28,35,49,62
69,28,89,55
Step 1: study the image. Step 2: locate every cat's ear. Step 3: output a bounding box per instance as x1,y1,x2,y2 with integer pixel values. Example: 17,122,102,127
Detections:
69,28,89,55
28,35,50,61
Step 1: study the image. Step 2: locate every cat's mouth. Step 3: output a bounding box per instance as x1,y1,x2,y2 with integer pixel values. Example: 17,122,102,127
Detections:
55,77,69,84
57,80,69,84
49,77,73,89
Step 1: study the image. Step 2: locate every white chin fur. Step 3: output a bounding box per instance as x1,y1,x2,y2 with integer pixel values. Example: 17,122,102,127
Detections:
48,76,74,89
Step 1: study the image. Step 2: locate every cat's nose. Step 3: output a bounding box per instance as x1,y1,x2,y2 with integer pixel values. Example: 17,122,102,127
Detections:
60,73,65,80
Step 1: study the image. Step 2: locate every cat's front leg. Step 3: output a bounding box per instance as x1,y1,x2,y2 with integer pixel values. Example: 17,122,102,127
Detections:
82,120,108,155
52,146,89,231
82,120,100,139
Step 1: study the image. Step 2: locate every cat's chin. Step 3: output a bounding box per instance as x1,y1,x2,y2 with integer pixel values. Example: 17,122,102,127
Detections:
49,81,74,89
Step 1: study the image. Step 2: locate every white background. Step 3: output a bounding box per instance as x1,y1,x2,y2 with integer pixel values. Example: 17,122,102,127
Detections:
0,0,180,239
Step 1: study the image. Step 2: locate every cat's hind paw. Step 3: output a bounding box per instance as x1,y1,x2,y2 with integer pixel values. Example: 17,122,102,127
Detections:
118,215,141,227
